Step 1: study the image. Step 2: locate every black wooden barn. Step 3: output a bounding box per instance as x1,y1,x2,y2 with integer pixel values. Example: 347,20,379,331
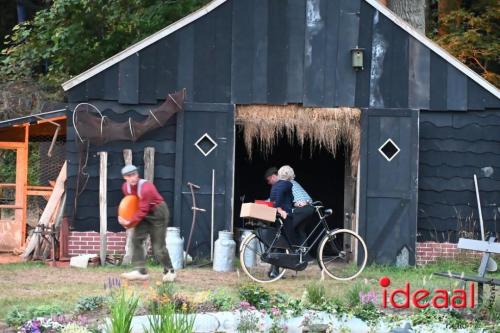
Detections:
62,0,500,265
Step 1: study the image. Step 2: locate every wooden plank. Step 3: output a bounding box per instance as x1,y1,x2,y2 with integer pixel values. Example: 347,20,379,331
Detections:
20,126,29,244
122,149,133,265
231,0,254,103
389,29,409,108
103,64,119,101
118,54,140,104
86,74,105,100
324,0,340,106
286,0,306,103
194,14,216,102
155,34,178,99
335,0,360,107
355,2,374,107
99,152,107,266
429,52,447,110
27,190,52,196
123,149,132,165
446,64,467,111
177,26,194,102
303,0,327,106
251,0,268,103
213,1,233,103
173,110,185,228
22,161,67,258
0,142,25,149
0,205,22,209
266,0,287,104
458,238,500,254
143,147,155,181
139,45,159,104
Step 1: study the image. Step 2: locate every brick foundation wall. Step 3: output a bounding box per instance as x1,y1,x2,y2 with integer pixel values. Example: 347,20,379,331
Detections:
67,235,478,265
416,241,482,266
68,231,126,256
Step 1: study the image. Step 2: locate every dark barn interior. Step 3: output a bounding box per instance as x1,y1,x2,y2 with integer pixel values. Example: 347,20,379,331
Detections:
233,126,346,235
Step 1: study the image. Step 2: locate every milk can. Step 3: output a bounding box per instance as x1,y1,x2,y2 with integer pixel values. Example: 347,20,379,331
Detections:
213,230,236,272
240,229,256,268
166,227,184,270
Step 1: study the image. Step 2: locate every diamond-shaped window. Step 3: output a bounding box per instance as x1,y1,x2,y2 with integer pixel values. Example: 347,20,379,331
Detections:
378,138,400,162
194,133,218,157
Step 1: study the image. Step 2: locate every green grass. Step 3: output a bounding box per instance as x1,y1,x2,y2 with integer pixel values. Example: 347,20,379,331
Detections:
0,259,498,324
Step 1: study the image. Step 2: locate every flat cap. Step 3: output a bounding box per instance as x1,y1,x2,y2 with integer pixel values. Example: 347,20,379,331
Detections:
121,164,138,176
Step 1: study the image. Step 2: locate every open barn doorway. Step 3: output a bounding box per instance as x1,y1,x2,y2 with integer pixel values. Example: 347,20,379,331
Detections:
233,105,361,251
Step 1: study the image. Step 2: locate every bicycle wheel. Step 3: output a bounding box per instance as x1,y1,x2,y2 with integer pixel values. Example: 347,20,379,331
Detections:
318,229,368,281
239,233,287,283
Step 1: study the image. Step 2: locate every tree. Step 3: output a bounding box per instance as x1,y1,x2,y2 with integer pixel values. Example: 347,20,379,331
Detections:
387,0,427,33
435,2,499,86
0,0,209,87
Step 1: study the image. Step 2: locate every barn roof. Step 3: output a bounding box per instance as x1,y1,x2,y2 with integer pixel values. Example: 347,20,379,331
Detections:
61,0,499,100
0,109,66,129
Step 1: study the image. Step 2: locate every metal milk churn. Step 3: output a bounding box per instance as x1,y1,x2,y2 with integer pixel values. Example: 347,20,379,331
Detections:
213,230,236,272
240,229,256,268
166,227,184,270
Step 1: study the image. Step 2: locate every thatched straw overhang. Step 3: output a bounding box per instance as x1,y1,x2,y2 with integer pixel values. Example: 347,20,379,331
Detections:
236,105,361,176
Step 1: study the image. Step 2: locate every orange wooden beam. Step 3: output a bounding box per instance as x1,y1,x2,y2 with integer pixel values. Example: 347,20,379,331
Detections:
36,116,66,124
27,190,53,196
0,142,25,149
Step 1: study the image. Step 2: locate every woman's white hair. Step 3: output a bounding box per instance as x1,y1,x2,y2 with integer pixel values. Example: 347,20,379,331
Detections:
278,165,295,181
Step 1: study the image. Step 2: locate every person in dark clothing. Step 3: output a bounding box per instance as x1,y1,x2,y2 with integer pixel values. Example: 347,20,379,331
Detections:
118,164,176,282
264,167,295,278
278,165,316,247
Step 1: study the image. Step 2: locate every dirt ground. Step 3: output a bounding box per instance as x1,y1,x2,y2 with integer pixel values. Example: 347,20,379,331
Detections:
0,253,22,264
1,257,498,330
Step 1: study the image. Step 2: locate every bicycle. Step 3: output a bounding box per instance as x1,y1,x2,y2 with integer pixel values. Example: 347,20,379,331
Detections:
239,202,368,283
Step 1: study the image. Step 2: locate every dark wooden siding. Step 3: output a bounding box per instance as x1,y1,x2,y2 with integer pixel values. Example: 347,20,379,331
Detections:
65,0,500,234
66,103,177,232
418,111,500,242
66,0,499,110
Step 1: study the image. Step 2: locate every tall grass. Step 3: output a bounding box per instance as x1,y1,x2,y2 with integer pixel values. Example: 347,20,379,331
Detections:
144,303,195,333
107,289,139,333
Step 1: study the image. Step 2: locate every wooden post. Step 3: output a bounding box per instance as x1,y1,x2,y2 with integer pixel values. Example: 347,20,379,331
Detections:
99,152,108,266
122,149,133,265
123,149,132,166
142,147,155,254
143,147,155,182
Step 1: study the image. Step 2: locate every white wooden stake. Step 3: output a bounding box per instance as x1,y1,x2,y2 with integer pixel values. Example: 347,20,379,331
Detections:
99,151,108,266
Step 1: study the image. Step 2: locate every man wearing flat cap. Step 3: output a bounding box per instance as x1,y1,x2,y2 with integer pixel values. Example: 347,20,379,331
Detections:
119,164,176,282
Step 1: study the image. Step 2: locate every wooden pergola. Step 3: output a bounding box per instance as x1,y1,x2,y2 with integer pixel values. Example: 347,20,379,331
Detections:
0,110,66,252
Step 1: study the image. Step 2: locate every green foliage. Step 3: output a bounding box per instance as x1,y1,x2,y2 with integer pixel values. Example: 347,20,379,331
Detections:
433,4,500,87
6,304,63,327
107,288,139,333
238,283,272,310
208,289,235,311
304,282,327,308
344,282,370,308
145,302,195,333
0,0,209,86
74,295,107,313
0,149,16,183
236,309,262,333
352,303,382,324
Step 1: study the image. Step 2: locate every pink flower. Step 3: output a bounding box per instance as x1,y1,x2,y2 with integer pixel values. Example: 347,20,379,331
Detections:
240,301,251,309
359,290,377,304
